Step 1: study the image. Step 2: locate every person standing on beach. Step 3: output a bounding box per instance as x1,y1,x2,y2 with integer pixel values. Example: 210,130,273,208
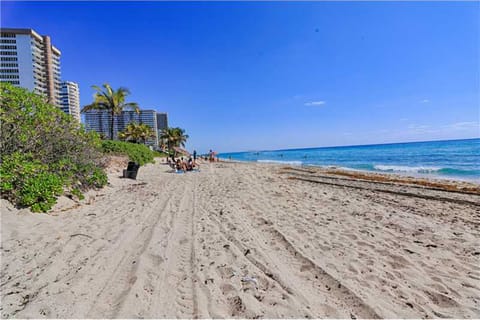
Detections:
193,150,197,165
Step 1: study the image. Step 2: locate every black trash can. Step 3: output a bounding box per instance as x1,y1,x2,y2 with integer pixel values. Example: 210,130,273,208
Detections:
123,161,140,179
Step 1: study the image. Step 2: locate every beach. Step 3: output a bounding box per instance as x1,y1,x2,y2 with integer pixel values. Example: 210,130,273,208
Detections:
1,159,479,318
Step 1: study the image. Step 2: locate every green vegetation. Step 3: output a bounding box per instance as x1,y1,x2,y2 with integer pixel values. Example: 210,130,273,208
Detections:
118,122,156,144
159,127,189,157
0,83,107,212
101,140,159,165
81,83,139,140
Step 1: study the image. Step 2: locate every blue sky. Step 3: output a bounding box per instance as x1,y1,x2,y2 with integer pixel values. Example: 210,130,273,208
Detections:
2,1,479,153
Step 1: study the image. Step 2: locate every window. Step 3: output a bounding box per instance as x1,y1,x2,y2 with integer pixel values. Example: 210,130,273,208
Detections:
0,69,19,73
0,74,19,79
0,80,20,85
0,63,18,67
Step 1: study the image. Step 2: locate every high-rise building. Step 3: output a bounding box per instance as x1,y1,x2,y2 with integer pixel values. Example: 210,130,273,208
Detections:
83,110,113,138
0,28,61,106
60,81,80,122
156,112,168,131
84,109,160,147
156,112,168,139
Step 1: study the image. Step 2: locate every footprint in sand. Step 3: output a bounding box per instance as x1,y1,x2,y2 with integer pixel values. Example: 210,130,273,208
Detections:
424,290,460,308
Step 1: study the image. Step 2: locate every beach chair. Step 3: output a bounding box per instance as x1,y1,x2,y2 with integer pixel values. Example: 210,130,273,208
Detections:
123,161,140,179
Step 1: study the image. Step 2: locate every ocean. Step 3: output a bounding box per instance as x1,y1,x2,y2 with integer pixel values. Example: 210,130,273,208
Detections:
218,138,480,182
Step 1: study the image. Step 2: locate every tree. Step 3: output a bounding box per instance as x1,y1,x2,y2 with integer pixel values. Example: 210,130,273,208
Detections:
81,83,139,140
159,127,189,156
119,122,155,144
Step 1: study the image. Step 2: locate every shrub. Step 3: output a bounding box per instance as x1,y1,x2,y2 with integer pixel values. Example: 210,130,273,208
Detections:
0,83,107,212
20,172,64,213
71,188,85,201
101,140,156,165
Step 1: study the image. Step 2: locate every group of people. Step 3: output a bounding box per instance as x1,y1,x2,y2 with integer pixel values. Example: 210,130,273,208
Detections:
166,149,221,173
166,150,199,173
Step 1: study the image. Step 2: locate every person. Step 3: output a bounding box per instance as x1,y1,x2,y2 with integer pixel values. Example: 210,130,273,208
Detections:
186,157,194,171
167,157,174,169
175,159,182,172
182,157,188,170
193,150,197,165
209,149,214,162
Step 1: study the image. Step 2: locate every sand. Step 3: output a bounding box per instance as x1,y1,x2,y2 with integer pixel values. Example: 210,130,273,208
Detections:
1,159,479,318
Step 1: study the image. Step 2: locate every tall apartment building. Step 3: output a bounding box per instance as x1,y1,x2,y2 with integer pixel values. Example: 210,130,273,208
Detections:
156,112,168,137
0,28,61,106
84,109,161,147
60,81,81,122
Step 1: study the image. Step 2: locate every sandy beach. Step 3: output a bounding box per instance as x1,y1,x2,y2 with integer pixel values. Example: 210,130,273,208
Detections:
1,159,479,319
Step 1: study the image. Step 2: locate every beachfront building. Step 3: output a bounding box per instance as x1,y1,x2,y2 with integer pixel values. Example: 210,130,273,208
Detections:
0,28,62,106
83,109,161,147
60,81,81,122
156,112,168,138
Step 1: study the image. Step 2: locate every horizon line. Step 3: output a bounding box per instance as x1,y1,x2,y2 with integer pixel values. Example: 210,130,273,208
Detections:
218,136,480,155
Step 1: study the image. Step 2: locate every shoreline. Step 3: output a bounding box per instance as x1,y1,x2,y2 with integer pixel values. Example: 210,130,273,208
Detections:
1,159,479,318
219,157,480,186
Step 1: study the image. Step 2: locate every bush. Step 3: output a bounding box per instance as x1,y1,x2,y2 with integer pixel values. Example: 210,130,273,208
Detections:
101,140,156,165
20,171,64,213
0,83,107,212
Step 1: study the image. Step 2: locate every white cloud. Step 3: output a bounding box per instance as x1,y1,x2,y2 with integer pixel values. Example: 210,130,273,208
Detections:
407,124,437,134
444,121,479,131
304,101,326,106
420,99,430,103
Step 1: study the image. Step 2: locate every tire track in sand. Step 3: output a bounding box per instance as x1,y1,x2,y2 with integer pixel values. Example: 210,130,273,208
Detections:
85,180,181,318
150,173,199,318
203,164,380,318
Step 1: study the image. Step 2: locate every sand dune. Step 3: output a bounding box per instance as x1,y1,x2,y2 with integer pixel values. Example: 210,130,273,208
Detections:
1,160,479,318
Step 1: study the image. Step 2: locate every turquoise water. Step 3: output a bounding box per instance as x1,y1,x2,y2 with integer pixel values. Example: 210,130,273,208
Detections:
218,138,480,182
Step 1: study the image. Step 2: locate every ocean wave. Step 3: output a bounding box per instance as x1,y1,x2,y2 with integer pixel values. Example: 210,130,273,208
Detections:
374,165,441,173
372,165,480,177
257,159,303,165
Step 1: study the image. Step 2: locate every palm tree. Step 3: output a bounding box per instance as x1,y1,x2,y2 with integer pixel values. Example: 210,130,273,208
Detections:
173,127,189,148
136,123,156,145
81,83,139,140
118,123,139,143
159,127,189,156
119,123,155,144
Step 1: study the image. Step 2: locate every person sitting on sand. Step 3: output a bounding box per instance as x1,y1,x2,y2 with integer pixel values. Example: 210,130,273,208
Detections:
188,157,199,171
167,158,176,170
175,159,187,172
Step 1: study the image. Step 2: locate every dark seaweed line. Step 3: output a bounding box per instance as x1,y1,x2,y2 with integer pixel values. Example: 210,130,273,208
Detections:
288,175,480,207
280,167,480,196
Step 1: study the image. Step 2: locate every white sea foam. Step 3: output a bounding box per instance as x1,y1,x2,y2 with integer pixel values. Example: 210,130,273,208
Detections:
257,159,303,165
374,165,441,173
